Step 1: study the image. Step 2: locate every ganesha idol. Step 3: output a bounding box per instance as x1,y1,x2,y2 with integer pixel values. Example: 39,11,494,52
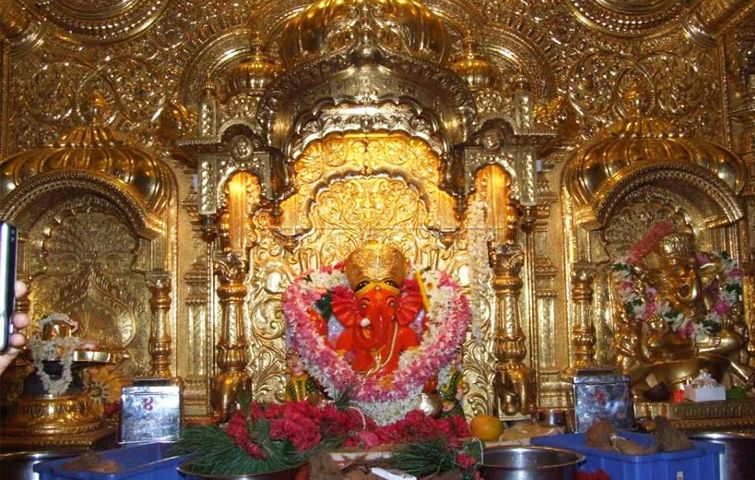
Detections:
612,220,753,399
282,241,471,424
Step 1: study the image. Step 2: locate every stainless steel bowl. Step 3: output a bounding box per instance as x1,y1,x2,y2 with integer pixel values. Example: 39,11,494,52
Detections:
0,451,83,480
480,446,584,480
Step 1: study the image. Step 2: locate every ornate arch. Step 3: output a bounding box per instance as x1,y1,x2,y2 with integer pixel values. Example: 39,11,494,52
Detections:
595,162,744,231
0,170,164,238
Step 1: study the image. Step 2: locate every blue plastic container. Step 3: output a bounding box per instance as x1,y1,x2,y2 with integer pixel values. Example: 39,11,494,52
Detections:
34,442,190,480
531,432,723,480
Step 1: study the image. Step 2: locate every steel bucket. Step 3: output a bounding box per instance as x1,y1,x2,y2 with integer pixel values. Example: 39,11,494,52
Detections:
0,451,83,480
479,445,584,480
687,431,755,480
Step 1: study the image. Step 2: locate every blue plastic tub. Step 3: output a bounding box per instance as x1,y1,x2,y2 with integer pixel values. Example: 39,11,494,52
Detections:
532,432,724,480
34,442,190,480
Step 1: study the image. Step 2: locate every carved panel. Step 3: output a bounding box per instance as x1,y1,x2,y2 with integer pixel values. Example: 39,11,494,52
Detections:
244,134,497,415
20,0,170,44
565,0,691,38
27,198,150,371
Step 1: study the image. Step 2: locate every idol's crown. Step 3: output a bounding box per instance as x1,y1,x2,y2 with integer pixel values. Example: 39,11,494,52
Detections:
344,241,407,291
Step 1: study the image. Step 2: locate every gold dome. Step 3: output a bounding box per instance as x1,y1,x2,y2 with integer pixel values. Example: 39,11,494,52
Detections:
0,123,171,213
226,33,281,98
564,116,746,208
280,0,450,68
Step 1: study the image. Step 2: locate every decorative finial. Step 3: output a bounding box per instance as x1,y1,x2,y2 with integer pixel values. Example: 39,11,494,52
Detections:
451,34,497,91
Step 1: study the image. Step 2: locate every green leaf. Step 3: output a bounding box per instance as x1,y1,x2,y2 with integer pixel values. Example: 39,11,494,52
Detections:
390,438,460,477
316,291,333,319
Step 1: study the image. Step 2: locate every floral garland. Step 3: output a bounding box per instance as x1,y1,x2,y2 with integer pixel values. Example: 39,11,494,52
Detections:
28,313,82,396
282,264,471,425
175,398,476,477
611,222,743,342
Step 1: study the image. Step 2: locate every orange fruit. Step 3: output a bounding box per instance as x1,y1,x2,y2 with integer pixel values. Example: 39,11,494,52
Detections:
470,414,504,441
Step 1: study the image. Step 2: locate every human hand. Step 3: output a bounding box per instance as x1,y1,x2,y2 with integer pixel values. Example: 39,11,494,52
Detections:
0,281,30,376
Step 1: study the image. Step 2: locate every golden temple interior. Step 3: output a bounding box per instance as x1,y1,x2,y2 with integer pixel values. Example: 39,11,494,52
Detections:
1,0,755,447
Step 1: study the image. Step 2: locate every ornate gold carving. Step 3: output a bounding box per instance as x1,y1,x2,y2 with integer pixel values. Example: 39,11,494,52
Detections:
21,0,170,44
0,0,752,429
147,271,173,378
2,394,103,434
0,117,172,232
451,37,498,92
278,133,457,241
565,0,690,38
489,241,535,417
211,251,251,419
683,1,755,47
0,0,44,56
569,264,597,370
564,114,746,228
225,32,281,99
635,399,755,430
27,205,152,371
565,46,721,138
279,0,451,68
344,242,408,291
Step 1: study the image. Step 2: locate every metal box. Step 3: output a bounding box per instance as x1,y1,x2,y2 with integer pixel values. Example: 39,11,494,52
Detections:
119,379,182,444
571,369,634,433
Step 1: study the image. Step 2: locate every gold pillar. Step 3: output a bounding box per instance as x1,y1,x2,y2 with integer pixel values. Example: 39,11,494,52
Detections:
211,250,250,420
147,271,173,378
489,236,535,417
570,264,597,370
735,74,755,366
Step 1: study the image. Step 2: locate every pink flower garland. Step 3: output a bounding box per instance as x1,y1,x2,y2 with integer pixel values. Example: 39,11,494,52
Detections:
612,221,743,341
282,265,471,407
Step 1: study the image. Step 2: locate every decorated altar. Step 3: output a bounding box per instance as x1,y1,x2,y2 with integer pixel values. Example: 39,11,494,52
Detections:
0,0,754,461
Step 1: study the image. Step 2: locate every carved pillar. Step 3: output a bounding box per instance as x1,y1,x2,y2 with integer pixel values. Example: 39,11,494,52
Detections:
147,271,172,378
735,68,755,366
745,260,755,368
570,264,597,370
211,251,250,419
198,81,218,137
489,240,535,417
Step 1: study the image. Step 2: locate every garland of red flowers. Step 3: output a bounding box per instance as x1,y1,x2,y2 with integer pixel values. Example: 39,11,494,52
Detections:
175,399,475,477
282,263,471,424
175,400,364,476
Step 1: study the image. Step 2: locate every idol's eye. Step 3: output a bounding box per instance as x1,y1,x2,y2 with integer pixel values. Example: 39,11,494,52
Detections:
359,299,370,311
387,298,397,309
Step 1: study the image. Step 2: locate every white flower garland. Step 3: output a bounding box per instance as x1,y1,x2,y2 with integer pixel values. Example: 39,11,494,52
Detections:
28,313,82,396
464,200,491,346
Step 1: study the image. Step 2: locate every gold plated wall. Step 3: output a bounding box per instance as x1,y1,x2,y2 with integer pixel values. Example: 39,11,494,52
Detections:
0,0,753,420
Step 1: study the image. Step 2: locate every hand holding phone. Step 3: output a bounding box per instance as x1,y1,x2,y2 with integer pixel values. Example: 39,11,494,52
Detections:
0,222,17,353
